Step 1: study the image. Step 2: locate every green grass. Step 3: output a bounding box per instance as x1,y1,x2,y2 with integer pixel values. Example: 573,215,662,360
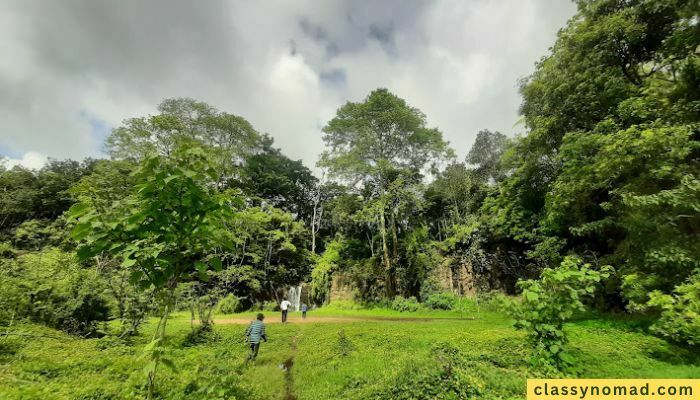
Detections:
1,302,698,399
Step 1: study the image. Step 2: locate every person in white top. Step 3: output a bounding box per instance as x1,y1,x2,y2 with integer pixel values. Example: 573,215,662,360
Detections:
280,299,292,323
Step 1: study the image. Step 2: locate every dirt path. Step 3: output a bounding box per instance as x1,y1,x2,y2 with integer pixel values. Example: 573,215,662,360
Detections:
282,336,298,400
213,315,476,325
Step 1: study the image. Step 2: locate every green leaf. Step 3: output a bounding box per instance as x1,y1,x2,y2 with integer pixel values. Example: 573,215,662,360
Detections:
163,174,180,184
195,261,207,273
122,258,137,267
67,202,91,219
559,352,575,364
161,357,176,371
76,245,97,260
525,291,539,301
210,258,223,271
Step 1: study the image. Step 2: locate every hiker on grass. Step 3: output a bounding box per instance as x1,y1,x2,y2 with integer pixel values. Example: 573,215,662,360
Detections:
280,298,292,323
245,313,267,361
301,303,308,319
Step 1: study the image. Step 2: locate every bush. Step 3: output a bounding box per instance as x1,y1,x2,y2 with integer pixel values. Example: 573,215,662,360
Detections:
0,248,110,335
260,300,279,311
369,342,483,399
215,294,246,314
0,242,14,258
391,296,421,312
419,276,443,301
476,290,508,310
424,292,457,310
648,274,700,347
506,256,613,372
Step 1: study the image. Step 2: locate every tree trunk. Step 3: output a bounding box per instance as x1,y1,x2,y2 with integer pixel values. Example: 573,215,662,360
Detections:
390,213,399,263
390,213,400,293
147,286,175,400
379,209,394,297
311,206,317,254
311,173,325,254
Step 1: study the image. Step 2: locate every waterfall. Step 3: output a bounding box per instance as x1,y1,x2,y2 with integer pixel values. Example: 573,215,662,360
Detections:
288,285,302,311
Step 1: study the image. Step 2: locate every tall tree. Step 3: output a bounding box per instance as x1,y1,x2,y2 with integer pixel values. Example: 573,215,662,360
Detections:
106,98,264,187
319,88,452,296
466,129,510,183
239,135,317,221
482,0,700,297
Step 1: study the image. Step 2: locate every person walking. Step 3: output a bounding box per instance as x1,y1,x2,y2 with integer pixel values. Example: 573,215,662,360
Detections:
301,303,308,319
280,298,292,323
245,313,267,362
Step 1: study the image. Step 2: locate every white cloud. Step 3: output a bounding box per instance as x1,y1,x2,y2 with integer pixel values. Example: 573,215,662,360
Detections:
4,151,47,170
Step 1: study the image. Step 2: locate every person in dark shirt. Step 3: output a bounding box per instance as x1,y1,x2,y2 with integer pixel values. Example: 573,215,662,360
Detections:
301,303,308,319
245,313,267,362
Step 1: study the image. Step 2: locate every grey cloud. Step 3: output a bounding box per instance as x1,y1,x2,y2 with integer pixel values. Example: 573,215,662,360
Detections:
319,69,347,87
0,0,575,171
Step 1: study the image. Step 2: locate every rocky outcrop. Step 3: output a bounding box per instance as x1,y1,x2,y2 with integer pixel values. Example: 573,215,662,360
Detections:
329,273,354,303
432,256,475,295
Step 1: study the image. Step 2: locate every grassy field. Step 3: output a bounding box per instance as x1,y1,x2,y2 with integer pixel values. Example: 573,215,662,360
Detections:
1,301,699,400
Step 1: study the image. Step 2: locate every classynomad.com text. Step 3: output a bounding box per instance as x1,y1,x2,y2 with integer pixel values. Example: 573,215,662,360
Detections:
527,379,699,400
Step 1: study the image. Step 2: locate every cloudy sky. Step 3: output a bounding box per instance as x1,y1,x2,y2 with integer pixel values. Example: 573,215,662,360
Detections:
0,0,576,171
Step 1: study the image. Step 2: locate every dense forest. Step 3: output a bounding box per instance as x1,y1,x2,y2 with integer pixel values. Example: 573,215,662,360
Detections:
1,0,699,394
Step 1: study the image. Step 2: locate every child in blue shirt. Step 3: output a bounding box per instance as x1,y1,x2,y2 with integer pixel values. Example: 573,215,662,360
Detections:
245,313,267,361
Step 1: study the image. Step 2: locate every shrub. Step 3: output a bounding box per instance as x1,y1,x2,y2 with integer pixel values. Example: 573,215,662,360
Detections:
369,342,483,399
0,248,110,335
0,242,14,258
419,276,443,301
215,294,246,314
260,300,279,311
391,296,421,312
476,290,508,310
506,256,613,372
424,292,457,310
647,274,700,347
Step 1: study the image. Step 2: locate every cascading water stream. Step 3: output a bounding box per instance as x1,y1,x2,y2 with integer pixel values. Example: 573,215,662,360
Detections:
288,285,302,311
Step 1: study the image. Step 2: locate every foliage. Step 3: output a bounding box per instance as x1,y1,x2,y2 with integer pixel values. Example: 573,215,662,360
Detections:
105,97,263,187
647,274,700,347
547,124,700,298
224,204,311,302
310,238,343,304
69,144,237,291
180,283,224,328
368,343,483,400
216,294,246,314
0,241,13,258
260,300,279,311
239,135,318,221
390,296,421,312
0,248,110,335
12,218,67,250
418,276,443,301
507,256,613,372
466,129,510,183
69,142,239,396
478,0,700,304
97,256,154,337
0,159,95,236
424,292,457,310
3,305,700,400
319,88,453,297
